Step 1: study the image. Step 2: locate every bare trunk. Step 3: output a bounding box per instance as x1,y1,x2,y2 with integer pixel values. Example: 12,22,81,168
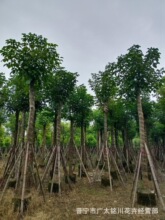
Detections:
27,81,35,145
81,123,86,164
70,119,74,144
52,112,57,146
137,94,147,180
68,119,74,175
56,104,61,147
41,124,46,159
137,94,145,150
96,130,101,156
26,80,36,187
103,104,108,149
20,111,26,147
111,126,116,158
13,110,19,147
123,128,129,159
114,125,119,149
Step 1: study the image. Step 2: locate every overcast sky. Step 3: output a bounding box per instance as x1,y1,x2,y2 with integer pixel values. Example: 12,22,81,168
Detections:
0,0,164,91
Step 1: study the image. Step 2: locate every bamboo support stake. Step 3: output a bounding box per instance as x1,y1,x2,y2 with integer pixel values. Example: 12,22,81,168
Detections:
15,143,24,190
57,145,61,195
144,143,165,211
39,146,56,186
110,152,125,186
50,149,58,193
131,151,142,207
31,146,45,202
20,143,29,215
74,143,91,183
105,146,113,191
95,144,104,170
0,149,23,202
113,145,128,179
60,149,72,190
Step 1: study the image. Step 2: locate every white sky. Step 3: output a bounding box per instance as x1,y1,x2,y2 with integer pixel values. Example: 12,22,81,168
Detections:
0,0,164,91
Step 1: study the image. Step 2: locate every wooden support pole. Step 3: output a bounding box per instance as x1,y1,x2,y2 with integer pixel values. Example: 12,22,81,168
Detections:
74,143,91,183
105,147,113,191
57,145,61,195
110,152,125,186
31,146,45,202
144,143,165,211
39,146,56,186
131,151,142,207
20,143,29,216
0,149,23,202
50,149,58,193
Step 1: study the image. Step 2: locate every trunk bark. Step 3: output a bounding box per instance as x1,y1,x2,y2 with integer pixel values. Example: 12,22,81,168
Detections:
20,111,26,147
68,119,74,175
70,119,74,145
26,81,35,145
26,80,36,187
96,130,101,156
81,122,86,164
13,110,20,147
114,124,119,149
137,94,145,150
52,112,57,146
123,128,129,159
137,94,147,180
40,124,47,160
103,106,108,149
56,104,62,147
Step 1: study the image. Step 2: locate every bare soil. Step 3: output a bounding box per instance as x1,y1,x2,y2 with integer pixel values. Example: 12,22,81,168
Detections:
0,159,165,220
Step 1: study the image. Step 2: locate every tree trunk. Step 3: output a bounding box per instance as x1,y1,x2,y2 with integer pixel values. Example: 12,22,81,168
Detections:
81,122,86,164
137,94,147,180
40,124,47,160
26,81,35,145
56,104,62,147
96,130,101,156
13,110,20,147
123,128,129,159
26,80,36,187
137,94,145,150
103,104,108,149
52,112,57,147
69,119,74,147
114,124,119,149
68,119,74,175
20,111,26,147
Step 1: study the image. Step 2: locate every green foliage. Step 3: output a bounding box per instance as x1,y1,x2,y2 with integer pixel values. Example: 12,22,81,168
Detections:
0,33,61,84
149,79,165,142
63,84,94,126
117,45,164,100
37,107,53,127
0,72,8,108
92,109,104,131
6,76,29,113
89,62,117,106
48,69,78,108
86,126,97,148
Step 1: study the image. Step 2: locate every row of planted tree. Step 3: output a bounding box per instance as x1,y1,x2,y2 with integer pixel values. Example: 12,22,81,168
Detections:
0,33,165,217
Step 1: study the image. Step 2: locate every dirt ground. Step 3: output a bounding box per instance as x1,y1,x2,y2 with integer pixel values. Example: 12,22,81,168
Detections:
0,159,165,220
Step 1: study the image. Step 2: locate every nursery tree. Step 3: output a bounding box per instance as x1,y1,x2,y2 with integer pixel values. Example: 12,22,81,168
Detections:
89,62,117,150
117,45,163,150
0,33,61,148
36,107,53,160
0,32,61,207
48,68,78,147
68,85,94,163
6,76,29,147
0,73,7,148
